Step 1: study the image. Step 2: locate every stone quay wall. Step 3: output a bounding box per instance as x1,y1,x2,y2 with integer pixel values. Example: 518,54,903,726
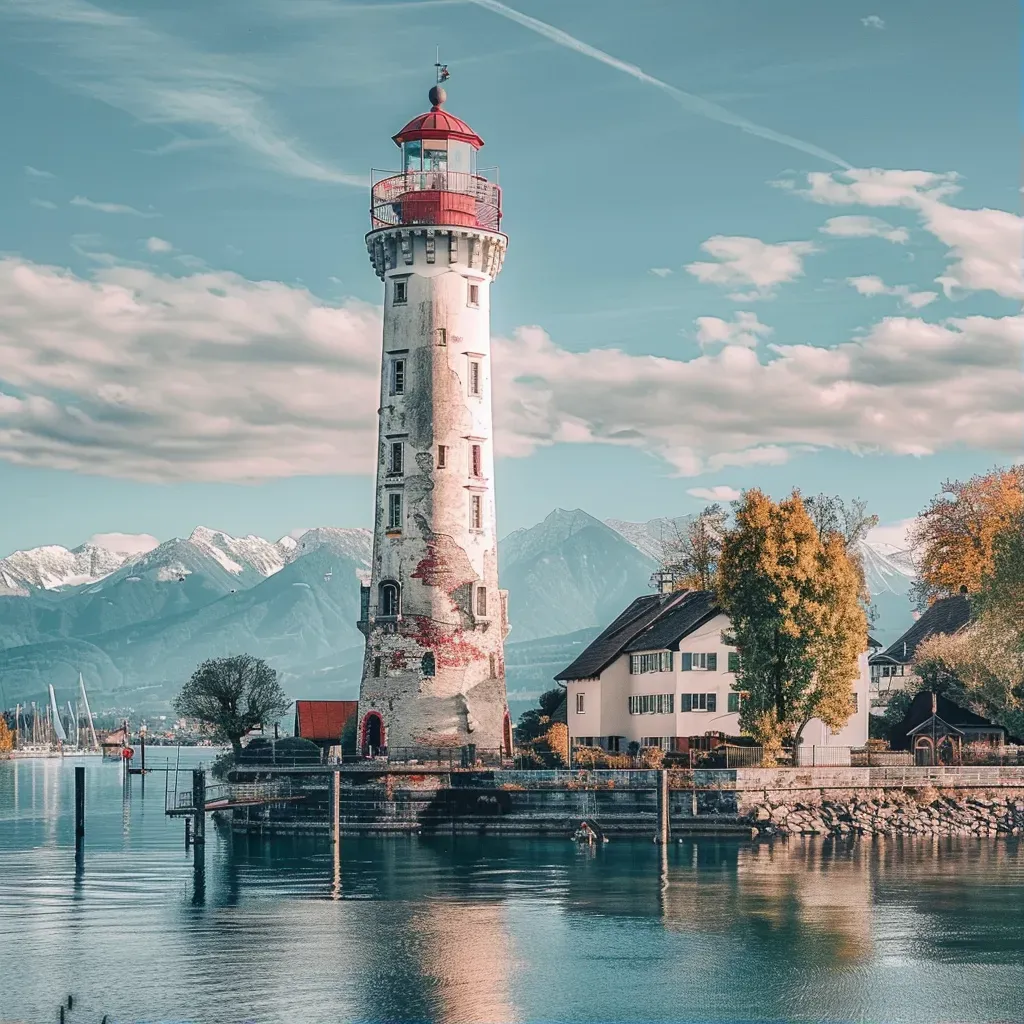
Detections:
223,765,1024,839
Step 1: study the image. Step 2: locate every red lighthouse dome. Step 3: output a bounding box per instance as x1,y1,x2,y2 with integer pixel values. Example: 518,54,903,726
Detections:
370,86,501,233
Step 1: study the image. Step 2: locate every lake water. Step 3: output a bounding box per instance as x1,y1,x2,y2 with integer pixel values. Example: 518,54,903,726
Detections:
2,753,1024,1024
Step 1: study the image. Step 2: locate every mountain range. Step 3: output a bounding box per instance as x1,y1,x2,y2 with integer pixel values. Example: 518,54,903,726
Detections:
0,510,917,719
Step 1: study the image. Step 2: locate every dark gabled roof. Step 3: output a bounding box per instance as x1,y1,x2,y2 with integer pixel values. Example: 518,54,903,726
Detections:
623,590,720,653
554,592,681,681
898,690,1003,738
867,634,882,650
870,594,971,666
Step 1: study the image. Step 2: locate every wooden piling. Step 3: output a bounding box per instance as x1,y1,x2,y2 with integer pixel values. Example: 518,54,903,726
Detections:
191,768,206,846
656,769,670,845
184,817,192,848
74,765,85,855
331,769,341,846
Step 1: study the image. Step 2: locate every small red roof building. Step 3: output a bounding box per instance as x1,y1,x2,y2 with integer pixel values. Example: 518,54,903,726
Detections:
293,700,357,743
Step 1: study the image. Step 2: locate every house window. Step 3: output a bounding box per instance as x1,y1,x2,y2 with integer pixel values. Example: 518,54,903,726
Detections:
393,279,407,304
629,652,673,674
470,493,483,530
727,652,740,673
471,444,482,477
576,693,585,714
468,359,481,396
727,692,740,713
437,327,447,347
421,652,435,677
681,693,717,712
437,445,447,468
641,737,673,751
468,282,480,307
387,492,402,530
628,694,674,715
681,652,717,671
475,586,488,617
388,441,404,475
390,359,406,396
379,581,400,618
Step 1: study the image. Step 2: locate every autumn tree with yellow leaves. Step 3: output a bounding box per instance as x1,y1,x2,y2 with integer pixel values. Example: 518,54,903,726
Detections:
0,716,13,755
717,489,869,753
910,466,1024,606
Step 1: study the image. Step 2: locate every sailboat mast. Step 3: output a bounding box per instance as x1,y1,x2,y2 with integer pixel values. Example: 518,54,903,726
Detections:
79,674,99,751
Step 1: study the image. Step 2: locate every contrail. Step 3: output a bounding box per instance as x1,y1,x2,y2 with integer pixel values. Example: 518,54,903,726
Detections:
468,0,853,170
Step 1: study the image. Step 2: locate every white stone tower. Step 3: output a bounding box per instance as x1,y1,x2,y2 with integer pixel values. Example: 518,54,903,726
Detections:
357,84,511,759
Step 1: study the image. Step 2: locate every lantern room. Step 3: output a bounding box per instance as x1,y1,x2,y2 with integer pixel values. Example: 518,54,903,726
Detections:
370,86,502,233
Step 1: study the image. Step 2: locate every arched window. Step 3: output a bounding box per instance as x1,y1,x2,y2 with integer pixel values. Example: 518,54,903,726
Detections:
379,581,400,618
421,651,435,677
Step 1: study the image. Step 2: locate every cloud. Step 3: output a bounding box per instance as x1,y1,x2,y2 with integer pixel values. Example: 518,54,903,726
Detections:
820,215,908,243
467,0,853,168
847,275,938,309
24,165,55,178
145,237,174,253
71,195,157,217
861,15,885,29
686,236,818,299
30,198,57,210
789,168,1024,300
694,311,773,348
650,268,673,278
687,485,741,502
87,532,160,555
0,0,364,186
0,256,1021,483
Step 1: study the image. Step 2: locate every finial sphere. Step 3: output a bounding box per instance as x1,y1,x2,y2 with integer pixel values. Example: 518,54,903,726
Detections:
429,85,446,108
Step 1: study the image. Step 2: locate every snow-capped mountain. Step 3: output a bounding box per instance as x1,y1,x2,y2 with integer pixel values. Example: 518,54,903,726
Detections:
0,542,141,592
855,538,916,596
604,516,693,562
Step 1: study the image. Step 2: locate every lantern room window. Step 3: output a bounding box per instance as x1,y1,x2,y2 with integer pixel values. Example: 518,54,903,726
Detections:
403,140,421,172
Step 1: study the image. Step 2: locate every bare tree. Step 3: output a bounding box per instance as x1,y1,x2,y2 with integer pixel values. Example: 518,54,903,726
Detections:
660,504,728,591
804,493,878,550
173,654,291,757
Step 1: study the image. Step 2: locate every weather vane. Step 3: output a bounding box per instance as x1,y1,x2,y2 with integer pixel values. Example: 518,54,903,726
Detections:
435,46,450,85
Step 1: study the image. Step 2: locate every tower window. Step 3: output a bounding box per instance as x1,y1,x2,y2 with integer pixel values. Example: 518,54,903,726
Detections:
437,445,447,468
390,359,406,396
437,327,447,346
393,279,407,305
467,283,480,307
373,656,382,678
388,441,404,475
379,581,400,618
387,492,403,530
475,586,487,617
471,444,482,477
421,652,435,677
470,494,483,531
468,360,481,396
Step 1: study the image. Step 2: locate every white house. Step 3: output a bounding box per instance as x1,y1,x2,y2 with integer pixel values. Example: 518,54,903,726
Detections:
555,589,869,753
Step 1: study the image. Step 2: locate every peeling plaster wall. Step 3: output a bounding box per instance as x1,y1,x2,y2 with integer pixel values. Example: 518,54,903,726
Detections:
357,227,511,751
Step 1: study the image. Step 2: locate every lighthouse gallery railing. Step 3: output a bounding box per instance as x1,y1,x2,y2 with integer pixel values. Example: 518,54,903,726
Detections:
370,170,502,232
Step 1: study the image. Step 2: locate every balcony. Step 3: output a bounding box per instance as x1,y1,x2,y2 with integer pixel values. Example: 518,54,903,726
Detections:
370,170,502,232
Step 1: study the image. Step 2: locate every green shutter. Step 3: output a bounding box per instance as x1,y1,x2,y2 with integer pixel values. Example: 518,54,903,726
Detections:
707,653,718,672
707,693,717,713
681,653,692,671
727,652,740,673
728,693,739,713
681,693,692,712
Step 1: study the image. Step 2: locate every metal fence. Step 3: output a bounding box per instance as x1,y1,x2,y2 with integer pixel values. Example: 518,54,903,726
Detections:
369,170,502,231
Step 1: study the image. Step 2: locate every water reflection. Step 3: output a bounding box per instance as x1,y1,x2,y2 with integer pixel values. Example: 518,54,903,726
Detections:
2,756,1024,1024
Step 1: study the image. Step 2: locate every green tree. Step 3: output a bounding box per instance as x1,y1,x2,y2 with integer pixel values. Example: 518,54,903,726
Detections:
515,687,566,744
717,489,869,752
173,654,291,758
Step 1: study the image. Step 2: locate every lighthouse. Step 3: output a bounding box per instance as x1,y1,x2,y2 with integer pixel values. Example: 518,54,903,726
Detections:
356,83,512,759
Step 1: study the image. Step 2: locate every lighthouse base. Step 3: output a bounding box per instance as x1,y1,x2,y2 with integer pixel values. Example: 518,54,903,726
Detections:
357,675,511,760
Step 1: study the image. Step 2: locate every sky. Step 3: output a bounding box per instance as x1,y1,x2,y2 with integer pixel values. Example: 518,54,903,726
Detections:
0,0,1020,556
